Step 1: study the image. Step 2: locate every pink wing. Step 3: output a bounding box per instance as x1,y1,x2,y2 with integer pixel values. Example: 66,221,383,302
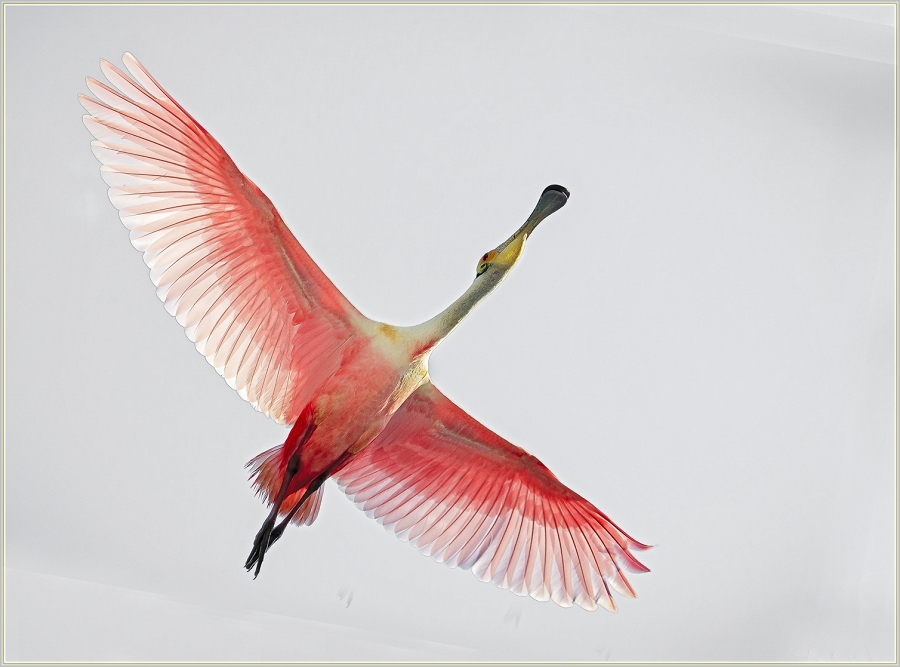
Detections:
80,54,367,425
334,382,651,611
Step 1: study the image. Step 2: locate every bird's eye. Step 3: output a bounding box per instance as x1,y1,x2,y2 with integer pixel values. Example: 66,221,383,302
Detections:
476,250,497,277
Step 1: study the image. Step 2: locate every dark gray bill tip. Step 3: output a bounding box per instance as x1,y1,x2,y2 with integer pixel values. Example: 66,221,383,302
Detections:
542,184,570,199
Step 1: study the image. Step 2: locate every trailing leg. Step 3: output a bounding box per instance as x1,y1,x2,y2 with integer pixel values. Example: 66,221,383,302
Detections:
244,448,355,573
245,416,317,578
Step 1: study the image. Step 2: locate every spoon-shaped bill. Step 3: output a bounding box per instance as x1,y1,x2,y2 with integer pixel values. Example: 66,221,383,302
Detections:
526,184,569,234
498,184,570,254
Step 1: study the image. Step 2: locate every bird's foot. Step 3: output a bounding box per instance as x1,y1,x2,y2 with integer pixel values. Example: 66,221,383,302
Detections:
245,519,273,577
245,516,289,576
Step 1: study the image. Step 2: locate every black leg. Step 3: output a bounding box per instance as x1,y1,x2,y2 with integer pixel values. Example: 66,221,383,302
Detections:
257,476,323,561
244,421,316,578
245,448,354,574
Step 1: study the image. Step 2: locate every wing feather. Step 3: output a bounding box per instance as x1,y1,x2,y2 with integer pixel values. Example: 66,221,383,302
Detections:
335,381,650,611
458,479,515,572
430,468,492,564
418,469,483,558
413,461,481,550
507,484,535,594
440,475,497,568
82,54,367,424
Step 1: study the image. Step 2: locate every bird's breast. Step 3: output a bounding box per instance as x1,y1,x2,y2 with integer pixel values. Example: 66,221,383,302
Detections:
305,336,424,460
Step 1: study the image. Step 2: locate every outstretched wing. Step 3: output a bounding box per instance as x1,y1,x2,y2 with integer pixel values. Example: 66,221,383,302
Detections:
334,381,651,612
81,53,367,425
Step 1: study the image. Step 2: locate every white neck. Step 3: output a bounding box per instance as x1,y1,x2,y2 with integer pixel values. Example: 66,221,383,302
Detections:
396,185,568,357
403,267,510,353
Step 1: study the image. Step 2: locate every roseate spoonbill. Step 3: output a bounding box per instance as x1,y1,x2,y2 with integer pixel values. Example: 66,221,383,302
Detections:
81,53,651,612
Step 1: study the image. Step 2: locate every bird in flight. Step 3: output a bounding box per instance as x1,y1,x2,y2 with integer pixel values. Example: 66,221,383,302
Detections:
80,53,650,612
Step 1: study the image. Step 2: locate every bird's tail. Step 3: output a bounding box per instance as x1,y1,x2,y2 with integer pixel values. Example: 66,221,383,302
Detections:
246,445,324,526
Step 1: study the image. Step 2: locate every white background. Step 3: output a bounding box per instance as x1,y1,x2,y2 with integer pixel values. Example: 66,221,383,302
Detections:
4,4,896,662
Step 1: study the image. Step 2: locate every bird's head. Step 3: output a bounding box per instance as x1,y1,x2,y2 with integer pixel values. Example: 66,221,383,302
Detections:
475,184,569,281
407,184,570,351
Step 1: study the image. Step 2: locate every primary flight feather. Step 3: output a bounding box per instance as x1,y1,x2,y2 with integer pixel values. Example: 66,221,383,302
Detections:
81,53,650,612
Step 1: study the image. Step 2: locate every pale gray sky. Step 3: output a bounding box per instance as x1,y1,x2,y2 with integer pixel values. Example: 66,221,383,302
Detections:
4,4,895,662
